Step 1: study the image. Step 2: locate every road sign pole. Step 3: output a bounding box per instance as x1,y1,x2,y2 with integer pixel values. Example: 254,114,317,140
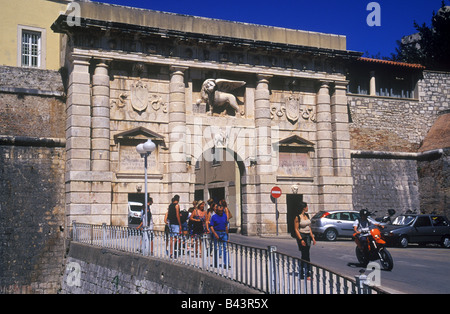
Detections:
271,186,282,236
275,198,278,236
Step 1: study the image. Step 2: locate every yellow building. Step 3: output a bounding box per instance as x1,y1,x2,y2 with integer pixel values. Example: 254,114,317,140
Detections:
0,0,71,70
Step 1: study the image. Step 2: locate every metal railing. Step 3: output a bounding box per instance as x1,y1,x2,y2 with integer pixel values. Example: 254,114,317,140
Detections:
71,222,386,294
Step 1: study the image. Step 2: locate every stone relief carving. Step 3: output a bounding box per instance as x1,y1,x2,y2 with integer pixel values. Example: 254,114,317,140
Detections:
285,95,301,123
196,79,246,116
130,80,149,112
111,79,168,120
271,95,316,123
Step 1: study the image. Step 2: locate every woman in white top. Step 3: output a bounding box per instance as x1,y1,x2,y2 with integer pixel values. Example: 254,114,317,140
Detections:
294,202,316,279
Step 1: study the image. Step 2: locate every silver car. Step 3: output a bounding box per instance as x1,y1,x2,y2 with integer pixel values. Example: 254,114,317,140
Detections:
311,210,361,241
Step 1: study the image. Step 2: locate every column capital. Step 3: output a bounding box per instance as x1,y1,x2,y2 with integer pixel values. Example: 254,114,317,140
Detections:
69,53,91,65
318,80,333,88
256,74,273,84
333,80,349,89
170,65,189,74
94,58,113,67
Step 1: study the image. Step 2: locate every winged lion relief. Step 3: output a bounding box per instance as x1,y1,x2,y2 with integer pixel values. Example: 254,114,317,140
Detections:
196,78,246,116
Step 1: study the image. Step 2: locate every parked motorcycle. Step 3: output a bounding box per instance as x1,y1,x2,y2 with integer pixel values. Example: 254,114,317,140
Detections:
354,227,394,271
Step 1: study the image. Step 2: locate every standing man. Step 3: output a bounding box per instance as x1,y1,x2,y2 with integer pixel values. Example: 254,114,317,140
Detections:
137,197,154,255
167,195,182,258
209,204,229,268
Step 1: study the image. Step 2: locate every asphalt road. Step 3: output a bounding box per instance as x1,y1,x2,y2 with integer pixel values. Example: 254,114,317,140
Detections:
229,233,450,294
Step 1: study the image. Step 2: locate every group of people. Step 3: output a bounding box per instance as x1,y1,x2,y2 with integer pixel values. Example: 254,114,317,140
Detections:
164,195,233,238
138,194,232,267
164,195,232,267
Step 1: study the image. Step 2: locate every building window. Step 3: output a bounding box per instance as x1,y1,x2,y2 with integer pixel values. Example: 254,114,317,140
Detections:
21,30,41,67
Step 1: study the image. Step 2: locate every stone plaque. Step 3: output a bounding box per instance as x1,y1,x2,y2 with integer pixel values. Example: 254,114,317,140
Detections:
119,145,157,173
278,152,311,177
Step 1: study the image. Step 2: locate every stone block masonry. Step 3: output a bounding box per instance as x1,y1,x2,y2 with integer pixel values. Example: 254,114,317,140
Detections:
0,144,66,294
61,242,259,294
0,65,66,294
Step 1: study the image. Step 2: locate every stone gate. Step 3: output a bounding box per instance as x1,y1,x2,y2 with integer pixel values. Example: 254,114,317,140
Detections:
52,2,359,235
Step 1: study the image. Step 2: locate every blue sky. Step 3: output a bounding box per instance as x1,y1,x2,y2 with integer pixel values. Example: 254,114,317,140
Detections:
93,0,445,58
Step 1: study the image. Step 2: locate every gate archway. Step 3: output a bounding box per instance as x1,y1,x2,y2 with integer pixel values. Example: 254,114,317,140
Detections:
193,146,247,233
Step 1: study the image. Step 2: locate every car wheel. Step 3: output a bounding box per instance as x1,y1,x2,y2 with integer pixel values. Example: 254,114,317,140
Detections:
399,236,409,248
441,236,450,248
324,228,338,241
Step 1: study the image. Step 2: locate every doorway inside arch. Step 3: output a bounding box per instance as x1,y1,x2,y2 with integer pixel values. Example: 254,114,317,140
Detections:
287,194,303,235
194,147,244,233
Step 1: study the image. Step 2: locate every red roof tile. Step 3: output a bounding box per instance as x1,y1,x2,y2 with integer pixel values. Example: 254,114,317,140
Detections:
358,57,425,70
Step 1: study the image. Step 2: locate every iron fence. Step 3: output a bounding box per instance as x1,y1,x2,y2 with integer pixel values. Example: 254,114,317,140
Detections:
71,222,386,294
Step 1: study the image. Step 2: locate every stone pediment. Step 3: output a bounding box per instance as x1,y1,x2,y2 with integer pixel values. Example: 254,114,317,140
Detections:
276,135,314,150
114,126,166,148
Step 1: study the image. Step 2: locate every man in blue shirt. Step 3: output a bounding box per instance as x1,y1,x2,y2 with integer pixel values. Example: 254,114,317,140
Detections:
209,204,229,268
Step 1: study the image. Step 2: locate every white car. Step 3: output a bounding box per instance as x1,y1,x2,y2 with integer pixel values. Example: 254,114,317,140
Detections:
128,201,143,223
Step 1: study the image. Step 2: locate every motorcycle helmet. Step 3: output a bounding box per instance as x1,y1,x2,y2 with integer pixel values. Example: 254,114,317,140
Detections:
359,209,370,217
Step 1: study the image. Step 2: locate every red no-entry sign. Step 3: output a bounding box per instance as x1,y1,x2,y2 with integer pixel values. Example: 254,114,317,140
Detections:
271,186,282,199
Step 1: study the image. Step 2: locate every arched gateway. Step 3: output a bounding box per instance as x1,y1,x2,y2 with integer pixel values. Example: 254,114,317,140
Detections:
53,2,357,236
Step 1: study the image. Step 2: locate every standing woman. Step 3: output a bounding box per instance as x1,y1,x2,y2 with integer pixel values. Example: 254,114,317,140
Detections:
189,200,206,256
294,202,316,279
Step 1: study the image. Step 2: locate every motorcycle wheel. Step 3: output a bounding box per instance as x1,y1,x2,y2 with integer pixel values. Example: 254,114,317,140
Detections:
355,247,368,266
379,248,394,271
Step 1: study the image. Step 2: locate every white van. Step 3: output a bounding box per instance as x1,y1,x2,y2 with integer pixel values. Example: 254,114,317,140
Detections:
128,201,143,223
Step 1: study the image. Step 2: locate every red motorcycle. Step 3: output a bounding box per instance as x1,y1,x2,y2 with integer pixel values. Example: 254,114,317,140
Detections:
354,228,394,271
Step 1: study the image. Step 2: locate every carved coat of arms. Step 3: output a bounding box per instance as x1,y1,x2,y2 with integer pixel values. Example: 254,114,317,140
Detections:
285,95,301,123
130,80,149,112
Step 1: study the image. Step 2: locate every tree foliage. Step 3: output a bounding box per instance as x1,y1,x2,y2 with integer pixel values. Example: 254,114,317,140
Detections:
390,1,450,71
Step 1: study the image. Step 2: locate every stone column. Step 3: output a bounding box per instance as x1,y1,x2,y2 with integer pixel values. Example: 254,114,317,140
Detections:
255,74,273,173
251,74,276,236
65,55,113,226
91,60,111,171
168,66,190,203
316,81,334,178
65,54,92,226
316,80,353,211
90,59,112,223
369,71,376,96
316,81,334,212
330,80,353,210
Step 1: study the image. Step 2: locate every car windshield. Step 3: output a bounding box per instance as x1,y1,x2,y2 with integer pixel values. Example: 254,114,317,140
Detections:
392,215,416,226
130,204,142,212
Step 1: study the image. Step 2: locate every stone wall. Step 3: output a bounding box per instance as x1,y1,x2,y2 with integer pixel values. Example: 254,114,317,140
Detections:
0,66,65,137
348,70,450,153
351,153,420,214
61,242,259,294
0,66,66,294
349,70,450,215
0,144,66,294
418,148,450,217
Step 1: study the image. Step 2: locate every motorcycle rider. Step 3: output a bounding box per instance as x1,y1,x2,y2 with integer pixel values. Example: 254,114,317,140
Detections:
353,209,384,258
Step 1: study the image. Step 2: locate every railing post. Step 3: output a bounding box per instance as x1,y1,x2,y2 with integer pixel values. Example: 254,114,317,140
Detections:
102,223,107,247
355,269,368,294
268,245,277,294
142,226,150,256
72,221,77,241
201,234,208,270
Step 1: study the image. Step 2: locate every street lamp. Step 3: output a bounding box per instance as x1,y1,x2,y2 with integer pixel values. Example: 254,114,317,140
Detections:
136,139,156,255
